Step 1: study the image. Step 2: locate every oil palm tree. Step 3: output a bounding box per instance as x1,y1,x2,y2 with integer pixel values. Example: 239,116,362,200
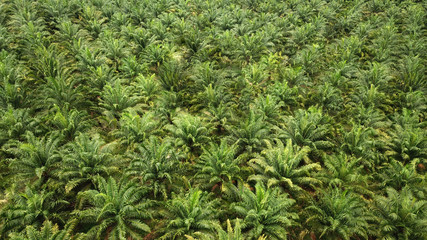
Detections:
228,110,271,155
373,186,427,240
0,187,68,238
249,139,321,194
318,153,371,196
386,124,426,164
60,133,119,193
195,140,242,191
231,183,298,240
126,136,181,200
49,105,92,141
280,106,334,152
159,188,220,240
99,81,140,120
0,108,40,145
74,177,152,240
377,160,426,196
114,110,159,147
8,219,76,240
305,188,373,240
340,124,380,169
167,113,211,157
37,76,84,110
9,132,62,187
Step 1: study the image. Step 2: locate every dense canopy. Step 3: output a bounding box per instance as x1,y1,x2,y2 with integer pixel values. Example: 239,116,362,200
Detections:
0,0,426,239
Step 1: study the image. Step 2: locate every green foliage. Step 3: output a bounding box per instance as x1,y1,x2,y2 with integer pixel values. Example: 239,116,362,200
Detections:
249,139,320,193
373,187,427,240
195,140,241,190
280,106,334,152
305,188,374,240
160,188,220,240
127,137,181,200
60,133,119,193
0,0,426,239
74,177,152,240
231,183,298,240
9,132,61,186
0,187,68,238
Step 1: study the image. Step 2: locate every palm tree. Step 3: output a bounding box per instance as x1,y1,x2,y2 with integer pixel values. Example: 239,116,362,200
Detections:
114,110,159,147
304,187,373,240
60,133,119,193
253,95,283,126
185,218,269,240
99,81,140,120
386,124,426,164
373,187,427,240
318,153,371,196
376,160,426,196
397,55,425,92
195,140,242,191
266,80,299,111
37,76,84,110
340,124,380,169
0,187,68,238
215,219,244,240
228,110,271,155
100,30,128,69
231,183,298,240
249,139,321,194
74,177,152,240
279,106,334,153
0,57,27,109
167,113,211,157
157,60,187,92
159,188,220,240
0,108,40,145
49,105,92,141
126,136,181,200
9,132,62,186
8,219,76,240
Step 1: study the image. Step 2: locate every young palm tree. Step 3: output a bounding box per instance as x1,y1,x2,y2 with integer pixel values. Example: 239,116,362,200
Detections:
373,187,427,240
8,219,76,240
340,124,379,169
397,55,425,92
0,187,68,238
215,219,243,240
49,105,92,141
228,110,271,155
74,177,152,240
157,60,187,92
0,108,40,145
231,183,298,240
9,132,62,186
60,133,119,193
304,188,373,240
126,136,181,200
195,140,242,191
253,95,283,126
0,58,27,109
386,124,426,164
99,81,140,120
279,106,334,152
114,110,159,147
167,113,211,157
38,76,84,110
249,139,321,194
318,153,371,196
377,160,426,196
159,188,220,240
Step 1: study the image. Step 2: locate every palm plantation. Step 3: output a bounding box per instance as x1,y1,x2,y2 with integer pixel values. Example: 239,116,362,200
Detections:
0,0,426,239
